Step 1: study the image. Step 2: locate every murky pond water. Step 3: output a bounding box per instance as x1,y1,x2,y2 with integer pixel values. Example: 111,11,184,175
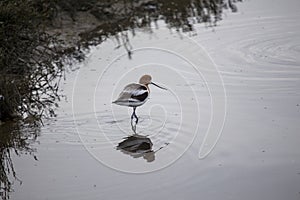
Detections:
10,0,300,199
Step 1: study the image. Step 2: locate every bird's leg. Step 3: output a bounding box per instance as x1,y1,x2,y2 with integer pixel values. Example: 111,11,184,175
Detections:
131,110,134,122
130,107,136,124
133,107,138,124
131,119,137,134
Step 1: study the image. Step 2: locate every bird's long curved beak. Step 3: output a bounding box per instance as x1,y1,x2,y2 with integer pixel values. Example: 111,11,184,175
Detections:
151,82,167,90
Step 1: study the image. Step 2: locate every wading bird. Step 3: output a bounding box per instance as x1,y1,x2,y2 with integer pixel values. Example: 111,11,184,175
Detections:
112,75,167,124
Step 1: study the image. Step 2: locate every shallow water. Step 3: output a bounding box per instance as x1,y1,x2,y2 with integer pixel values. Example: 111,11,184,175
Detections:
11,0,300,199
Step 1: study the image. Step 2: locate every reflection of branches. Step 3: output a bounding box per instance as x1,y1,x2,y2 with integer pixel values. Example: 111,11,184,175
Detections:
0,1,76,121
74,0,241,56
115,31,133,59
0,148,19,200
25,0,241,62
0,121,39,200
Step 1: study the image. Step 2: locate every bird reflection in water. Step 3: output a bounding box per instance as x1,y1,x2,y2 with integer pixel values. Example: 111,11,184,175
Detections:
116,123,165,162
117,134,155,162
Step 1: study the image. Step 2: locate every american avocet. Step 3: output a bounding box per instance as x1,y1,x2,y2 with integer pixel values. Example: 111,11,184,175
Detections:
113,75,167,123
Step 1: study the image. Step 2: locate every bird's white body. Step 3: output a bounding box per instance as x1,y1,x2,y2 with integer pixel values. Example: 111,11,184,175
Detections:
113,83,149,107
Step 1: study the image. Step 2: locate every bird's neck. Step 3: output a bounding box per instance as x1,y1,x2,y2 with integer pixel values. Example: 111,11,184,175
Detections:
144,84,150,91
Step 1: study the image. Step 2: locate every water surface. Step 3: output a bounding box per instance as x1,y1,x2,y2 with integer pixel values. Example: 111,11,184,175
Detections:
11,0,300,199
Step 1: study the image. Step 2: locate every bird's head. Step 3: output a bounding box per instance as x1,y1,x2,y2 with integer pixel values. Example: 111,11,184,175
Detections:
139,75,167,90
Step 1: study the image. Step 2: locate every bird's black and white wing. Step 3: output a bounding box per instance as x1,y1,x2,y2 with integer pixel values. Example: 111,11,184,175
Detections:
113,84,149,107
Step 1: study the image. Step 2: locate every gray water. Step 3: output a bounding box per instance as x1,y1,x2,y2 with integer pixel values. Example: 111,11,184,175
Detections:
12,0,300,199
